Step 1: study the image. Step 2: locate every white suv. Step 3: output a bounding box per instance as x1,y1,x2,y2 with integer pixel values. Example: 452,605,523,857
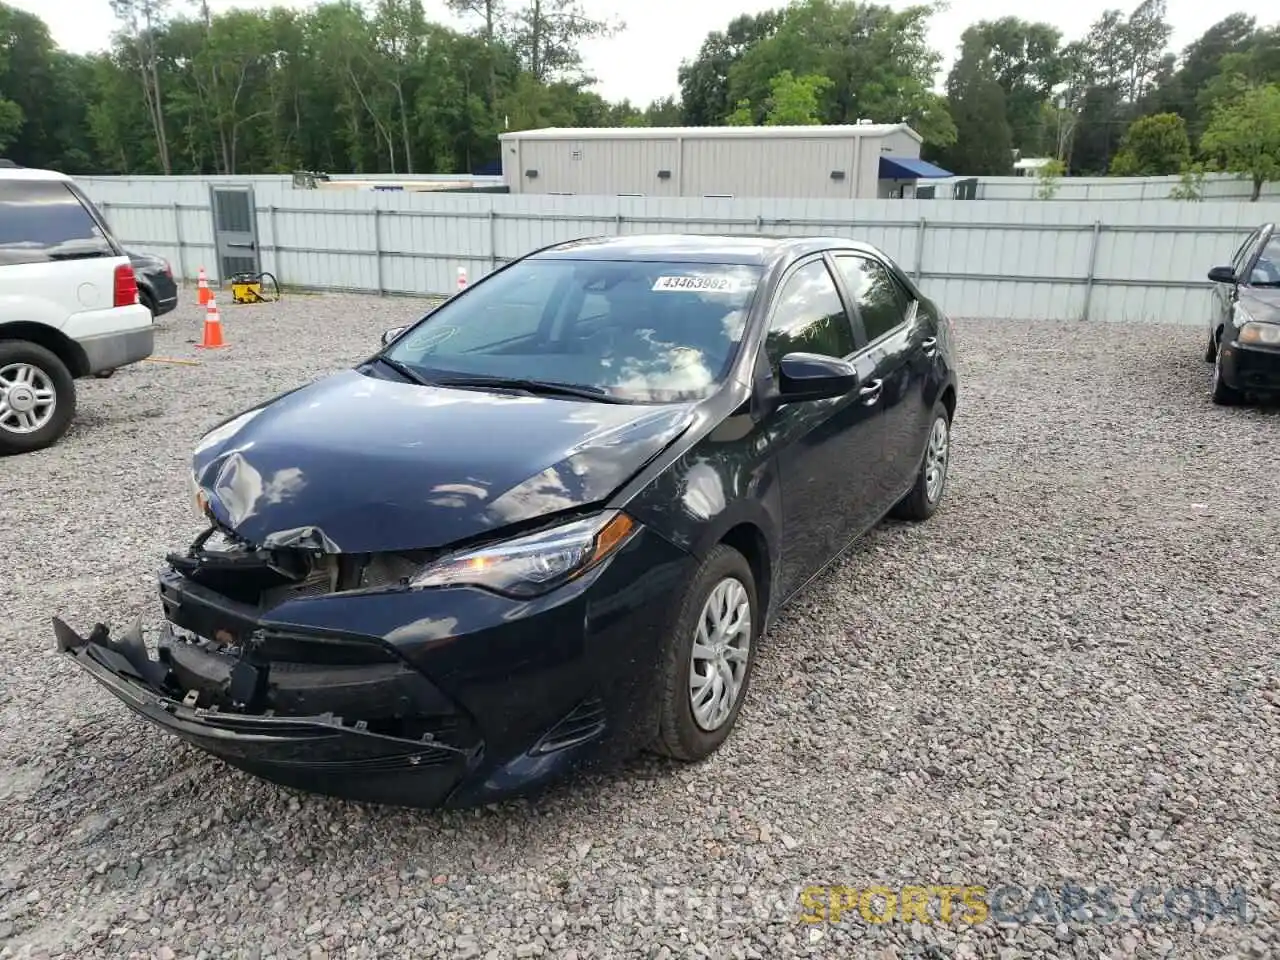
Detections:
0,166,154,454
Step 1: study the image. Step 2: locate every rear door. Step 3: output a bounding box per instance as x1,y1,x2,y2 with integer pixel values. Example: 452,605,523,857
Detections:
210,185,260,282
0,177,129,327
831,253,930,502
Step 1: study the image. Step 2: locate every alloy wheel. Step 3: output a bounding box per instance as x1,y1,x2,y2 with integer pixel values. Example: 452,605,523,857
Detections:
689,577,752,732
0,363,57,435
924,415,949,503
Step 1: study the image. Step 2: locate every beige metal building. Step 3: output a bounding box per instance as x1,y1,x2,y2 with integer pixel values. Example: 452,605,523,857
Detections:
497,123,952,200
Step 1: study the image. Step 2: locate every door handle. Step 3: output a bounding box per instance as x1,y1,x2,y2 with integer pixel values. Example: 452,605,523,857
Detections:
858,379,883,405
922,337,938,355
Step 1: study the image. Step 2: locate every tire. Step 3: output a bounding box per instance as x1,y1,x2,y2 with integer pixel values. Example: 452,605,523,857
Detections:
1211,344,1244,406
652,544,760,762
890,400,952,522
0,341,77,455
1204,326,1217,363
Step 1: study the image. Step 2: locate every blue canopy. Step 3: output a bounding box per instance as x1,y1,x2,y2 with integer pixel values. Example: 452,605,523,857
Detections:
879,156,953,179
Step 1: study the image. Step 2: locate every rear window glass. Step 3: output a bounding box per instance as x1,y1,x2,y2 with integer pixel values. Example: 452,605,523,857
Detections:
0,180,115,266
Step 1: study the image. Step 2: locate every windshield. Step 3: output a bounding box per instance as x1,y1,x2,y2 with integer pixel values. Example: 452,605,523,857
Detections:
382,257,763,403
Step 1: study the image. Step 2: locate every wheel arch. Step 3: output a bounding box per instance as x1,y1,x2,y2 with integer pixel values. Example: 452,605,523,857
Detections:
0,322,90,378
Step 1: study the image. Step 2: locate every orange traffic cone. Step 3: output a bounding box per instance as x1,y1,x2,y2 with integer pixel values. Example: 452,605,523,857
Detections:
197,296,226,349
197,266,211,306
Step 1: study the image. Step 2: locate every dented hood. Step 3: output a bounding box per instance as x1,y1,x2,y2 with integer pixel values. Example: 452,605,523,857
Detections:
191,369,695,553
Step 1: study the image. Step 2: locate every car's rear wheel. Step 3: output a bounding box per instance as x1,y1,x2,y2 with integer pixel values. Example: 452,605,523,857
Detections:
1211,343,1243,406
890,399,951,522
652,544,759,762
0,341,76,455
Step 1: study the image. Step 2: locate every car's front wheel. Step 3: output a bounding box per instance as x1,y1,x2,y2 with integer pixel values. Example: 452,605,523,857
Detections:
891,399,952,522
1211,343,1244,406
652,544,759,762
0,341,76,455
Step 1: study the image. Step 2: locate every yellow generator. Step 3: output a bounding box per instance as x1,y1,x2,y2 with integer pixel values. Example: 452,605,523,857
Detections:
229,271,281,305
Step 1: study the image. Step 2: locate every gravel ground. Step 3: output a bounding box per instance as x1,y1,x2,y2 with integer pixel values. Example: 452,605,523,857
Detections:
1,291,1278,960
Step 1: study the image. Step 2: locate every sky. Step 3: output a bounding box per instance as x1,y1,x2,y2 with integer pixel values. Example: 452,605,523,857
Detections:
8,0,1247,105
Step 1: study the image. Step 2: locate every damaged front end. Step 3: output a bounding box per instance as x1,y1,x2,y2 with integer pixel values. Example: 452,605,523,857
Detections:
54,522,484,808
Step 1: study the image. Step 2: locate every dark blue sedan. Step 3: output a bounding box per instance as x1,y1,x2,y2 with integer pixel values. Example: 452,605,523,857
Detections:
55,234,959,808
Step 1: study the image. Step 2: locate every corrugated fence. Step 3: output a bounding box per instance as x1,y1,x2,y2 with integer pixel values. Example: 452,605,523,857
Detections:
77,175,1280,325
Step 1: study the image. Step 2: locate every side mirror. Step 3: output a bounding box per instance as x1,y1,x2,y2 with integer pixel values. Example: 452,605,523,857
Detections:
1208,265,1238,285
381,326,406,346
778,352,859,403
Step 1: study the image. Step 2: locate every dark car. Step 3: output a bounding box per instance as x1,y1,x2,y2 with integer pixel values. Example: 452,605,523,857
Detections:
1206,223,1280,405
127,248,178,318
54,234,959,809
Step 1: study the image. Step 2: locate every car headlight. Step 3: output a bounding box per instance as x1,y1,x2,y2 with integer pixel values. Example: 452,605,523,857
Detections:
410,511,638,598
189,471,209,521
1239,322,1280,346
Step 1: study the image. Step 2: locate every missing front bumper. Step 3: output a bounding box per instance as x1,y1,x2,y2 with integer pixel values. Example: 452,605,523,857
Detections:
53,617,481,807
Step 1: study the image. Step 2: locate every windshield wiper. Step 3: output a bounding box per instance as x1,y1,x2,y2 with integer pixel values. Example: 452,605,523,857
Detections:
432,375,628,403
372,355,433,386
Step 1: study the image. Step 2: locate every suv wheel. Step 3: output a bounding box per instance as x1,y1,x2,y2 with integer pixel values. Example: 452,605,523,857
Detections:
0,341,76,455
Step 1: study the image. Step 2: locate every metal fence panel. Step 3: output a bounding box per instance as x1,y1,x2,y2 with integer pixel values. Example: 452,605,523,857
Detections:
76,175,1280,324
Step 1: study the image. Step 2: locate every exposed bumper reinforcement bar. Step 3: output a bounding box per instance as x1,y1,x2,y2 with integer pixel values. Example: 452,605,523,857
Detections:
53,617,480,807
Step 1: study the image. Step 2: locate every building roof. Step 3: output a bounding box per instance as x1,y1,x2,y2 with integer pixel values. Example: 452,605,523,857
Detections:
528,233,882,266
500,123,921,143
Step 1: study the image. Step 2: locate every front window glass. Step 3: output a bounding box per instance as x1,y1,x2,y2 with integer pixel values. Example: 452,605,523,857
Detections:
1250,238,1280,285
383,258,763,402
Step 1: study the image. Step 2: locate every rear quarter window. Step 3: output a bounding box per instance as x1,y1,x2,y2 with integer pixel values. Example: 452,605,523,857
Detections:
0,180,116,266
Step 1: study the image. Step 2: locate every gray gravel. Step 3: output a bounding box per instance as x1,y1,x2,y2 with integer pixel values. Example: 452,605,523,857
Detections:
2,292,1278,960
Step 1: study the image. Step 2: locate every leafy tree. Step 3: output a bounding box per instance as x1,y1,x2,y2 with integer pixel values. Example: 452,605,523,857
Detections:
948,18,1063,154
1035,158,1065,198
1109,112,1190,175
1055,1,1174,174
761,70,831,125
934,53,1012,176
720,0,954,146
1200,83,1280,200
1145,14,1257,135
677,11,782,125
1168,163,1208,200
509,0,620,83
110,0,172,173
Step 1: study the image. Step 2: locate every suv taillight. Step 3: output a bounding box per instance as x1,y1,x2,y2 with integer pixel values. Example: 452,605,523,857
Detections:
113,263,138,307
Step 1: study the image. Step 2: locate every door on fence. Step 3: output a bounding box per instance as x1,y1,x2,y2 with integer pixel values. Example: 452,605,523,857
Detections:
209,185,260,282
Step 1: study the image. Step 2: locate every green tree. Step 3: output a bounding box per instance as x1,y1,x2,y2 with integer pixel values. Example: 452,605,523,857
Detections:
762,70,831,124
1109,111,1190,175
722,0,954,146
677,11,782,126
948,18,1063,154
1200,83,1280,200
934,55,1012,176
1145,14,1257,136
1035,158,1065,198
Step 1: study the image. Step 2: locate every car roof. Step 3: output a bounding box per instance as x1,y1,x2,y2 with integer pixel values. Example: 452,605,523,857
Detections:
0,166,72,182
528,233,883,266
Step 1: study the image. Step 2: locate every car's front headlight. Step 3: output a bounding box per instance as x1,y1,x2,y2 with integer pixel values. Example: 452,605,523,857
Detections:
189,470,209,521
1239,321,1280,346
410,511,638,598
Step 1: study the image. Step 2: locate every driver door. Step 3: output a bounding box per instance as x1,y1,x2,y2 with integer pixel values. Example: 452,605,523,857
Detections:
758,255,883,598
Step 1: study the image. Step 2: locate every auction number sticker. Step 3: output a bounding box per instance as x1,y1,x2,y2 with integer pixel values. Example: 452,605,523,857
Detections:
652,275,743,293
